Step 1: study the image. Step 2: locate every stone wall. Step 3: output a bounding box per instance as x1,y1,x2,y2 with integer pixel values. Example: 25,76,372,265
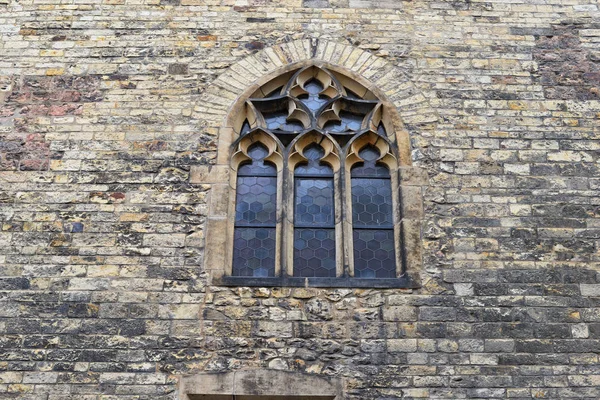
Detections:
1,0,600,399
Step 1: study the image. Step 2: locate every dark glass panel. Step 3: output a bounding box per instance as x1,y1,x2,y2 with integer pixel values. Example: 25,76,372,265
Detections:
295,162,328,175
295,144,333,176
293,143,336,276
235,176,277,225
360,146,380,162
232,228,276,277
353,229,396,278
350,146,390,177
377,122,386,136
263,110,304,132
233,143,278,277
351,178,393,227
303,143,324,160
295,178,334,227
298,79,329,114
240,119,251,136
237,144,277,176
294,228,336,277
323,111,364,133
351,144,396,278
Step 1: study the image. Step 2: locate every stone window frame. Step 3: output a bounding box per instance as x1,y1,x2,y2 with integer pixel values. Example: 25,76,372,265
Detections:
191,45,429,289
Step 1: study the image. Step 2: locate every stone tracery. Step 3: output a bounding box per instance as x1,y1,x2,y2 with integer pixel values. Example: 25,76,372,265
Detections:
228,65,411,284
237,65,386,148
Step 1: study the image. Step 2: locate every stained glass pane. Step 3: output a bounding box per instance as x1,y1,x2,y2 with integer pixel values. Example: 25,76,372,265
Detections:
233,228,276,277
351,144,396,278
295,179,334,227
353,230,396,278
265,87,282,98
240,119,251,135
295,144,333,176
298,79,329,114
360,146,379,161
294,228,336,277
263,110,304,132
351,146,390,177
237,144,277,176
235,176,277,225
345,88,360,99
293,142,336,277
323,111,364,133
233,143,278,277
351,178,393,227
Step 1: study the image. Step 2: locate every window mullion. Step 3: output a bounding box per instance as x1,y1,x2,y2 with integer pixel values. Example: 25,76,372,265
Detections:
274,167,284,278
343,168,358,280
282,152,294,278
333,167,345,278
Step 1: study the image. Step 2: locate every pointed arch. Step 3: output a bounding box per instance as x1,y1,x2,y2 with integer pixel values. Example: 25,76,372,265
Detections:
193,39,427,288
192,38,438,168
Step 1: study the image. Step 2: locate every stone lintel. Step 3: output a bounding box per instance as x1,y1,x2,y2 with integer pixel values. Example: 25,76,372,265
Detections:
180,370,342,399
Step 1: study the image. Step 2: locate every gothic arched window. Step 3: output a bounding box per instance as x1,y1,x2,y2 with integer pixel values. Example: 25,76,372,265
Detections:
217,65,420,288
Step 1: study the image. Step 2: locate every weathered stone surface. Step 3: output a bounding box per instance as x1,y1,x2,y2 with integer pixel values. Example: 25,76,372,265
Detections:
2,1,600,399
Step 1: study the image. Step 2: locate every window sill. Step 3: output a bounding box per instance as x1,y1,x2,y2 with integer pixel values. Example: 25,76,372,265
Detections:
214,274,420,289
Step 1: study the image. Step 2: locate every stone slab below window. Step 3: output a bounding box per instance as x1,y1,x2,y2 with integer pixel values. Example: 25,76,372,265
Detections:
179,370,342,400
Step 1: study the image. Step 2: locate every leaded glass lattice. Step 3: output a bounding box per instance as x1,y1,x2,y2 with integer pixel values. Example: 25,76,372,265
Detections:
351,146,396,278
293,144,336,277
294,229,336,278
233,228,276,278
233,144,277,277
353,230,395,278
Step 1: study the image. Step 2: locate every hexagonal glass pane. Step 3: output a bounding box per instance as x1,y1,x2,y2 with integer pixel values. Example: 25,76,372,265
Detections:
294,229,336,278
235,176,277,225
298,79,329,114
351,178,393,227
295,144,333,176
353,229,395,278
233,228,276,277
295,178,334,228
351,146,390,178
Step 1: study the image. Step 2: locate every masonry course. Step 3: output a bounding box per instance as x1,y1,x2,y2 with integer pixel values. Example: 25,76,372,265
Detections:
1,0,600,399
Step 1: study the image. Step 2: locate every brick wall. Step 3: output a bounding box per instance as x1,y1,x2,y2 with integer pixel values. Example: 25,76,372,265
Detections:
1,1,600,399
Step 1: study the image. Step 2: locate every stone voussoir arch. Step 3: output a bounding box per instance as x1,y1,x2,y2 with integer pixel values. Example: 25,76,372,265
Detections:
193,37,437,164
191,37,431,285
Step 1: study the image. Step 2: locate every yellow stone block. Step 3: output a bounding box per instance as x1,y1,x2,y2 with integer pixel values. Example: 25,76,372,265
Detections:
119,213,149,222
45,68,64,76
40,50,64,57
